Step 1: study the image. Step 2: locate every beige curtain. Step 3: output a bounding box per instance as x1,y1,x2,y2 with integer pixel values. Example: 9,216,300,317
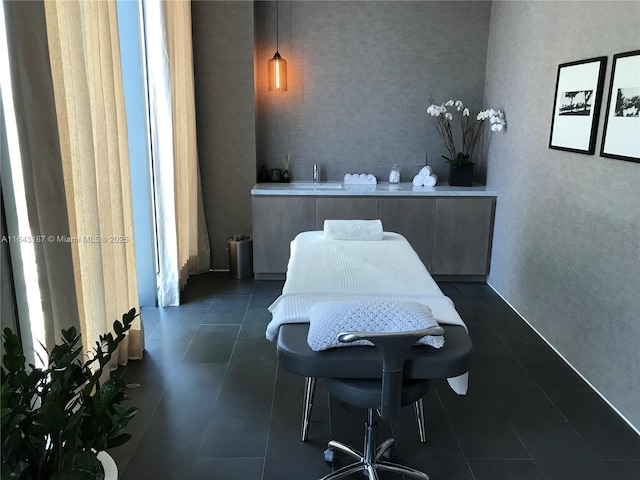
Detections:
3,0,142,364
147,0,210,306
166,0,211,289
43,0,142,364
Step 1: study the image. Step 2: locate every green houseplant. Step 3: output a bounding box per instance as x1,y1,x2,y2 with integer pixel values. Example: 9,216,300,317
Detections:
1,309,139,480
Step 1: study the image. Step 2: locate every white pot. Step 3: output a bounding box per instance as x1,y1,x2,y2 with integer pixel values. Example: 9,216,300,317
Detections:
97,451,118,480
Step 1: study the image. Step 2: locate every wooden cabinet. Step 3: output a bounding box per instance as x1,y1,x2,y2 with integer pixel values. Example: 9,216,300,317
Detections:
378,198,435,270
251,193,495,280
431,198,495,276
251,196,315,275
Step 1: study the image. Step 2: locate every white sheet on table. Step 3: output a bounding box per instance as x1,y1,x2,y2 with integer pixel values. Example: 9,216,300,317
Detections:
268,231,470,394
282,231,442,296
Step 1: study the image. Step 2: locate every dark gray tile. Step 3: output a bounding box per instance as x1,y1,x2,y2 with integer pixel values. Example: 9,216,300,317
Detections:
199,342,277,457
238,306,272,342
180,279,216,308
214,277,255,295
436,376,529,459
120,364,225,480
468,459,544,480
182,324,240,363
517,422,615,480
263,369,330,480
511,344,591,392
250,280,284,308
603,460,640,480
393,419,474,480
144,307,208,345
489,385,567,428
202,295,251,324
546,389,640,460
483,309,546,346
456,282,502,303
191,457,265,480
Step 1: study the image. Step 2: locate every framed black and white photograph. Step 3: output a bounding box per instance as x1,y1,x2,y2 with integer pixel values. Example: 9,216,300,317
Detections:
600,50,640,163
549,56,607,154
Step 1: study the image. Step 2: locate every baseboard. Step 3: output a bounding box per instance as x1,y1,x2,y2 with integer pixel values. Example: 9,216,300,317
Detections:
487,281,639,436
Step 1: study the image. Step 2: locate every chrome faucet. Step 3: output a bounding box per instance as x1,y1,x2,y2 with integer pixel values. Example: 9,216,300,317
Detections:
313,164,319,183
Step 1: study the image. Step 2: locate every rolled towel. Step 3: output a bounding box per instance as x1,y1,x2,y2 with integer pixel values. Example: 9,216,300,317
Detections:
344,173,377,185
423,174,438,187
419,166,432,177
412,174,424,186
324,219,383,241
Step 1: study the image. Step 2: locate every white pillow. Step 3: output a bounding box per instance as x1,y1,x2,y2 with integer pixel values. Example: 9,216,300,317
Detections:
323,219,383,241
307,300,444,352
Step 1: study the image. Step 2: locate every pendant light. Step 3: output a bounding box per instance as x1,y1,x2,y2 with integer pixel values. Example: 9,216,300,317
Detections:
268,0,287,92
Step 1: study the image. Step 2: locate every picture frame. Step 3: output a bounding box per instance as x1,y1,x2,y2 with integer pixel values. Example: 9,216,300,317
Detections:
549,56,607,155
600,50,640,163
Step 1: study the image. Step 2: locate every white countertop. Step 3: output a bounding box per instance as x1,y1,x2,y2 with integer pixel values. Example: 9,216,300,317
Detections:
252,182,497,197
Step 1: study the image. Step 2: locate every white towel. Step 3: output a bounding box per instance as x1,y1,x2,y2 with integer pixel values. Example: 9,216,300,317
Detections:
324,219,383,241
413,173,437,187
419,166,432,177
423,174,437,187
344,173,377,185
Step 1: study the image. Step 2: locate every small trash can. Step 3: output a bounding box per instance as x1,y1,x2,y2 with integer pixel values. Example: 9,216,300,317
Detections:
228,235,253,279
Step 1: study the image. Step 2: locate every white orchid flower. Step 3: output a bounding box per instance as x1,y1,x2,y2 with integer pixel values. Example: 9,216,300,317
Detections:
463,108,470,116
445,100,454,106
445,112,453,121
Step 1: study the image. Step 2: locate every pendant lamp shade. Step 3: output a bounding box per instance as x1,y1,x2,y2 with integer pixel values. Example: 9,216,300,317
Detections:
268,1,287,92
268,51,287,92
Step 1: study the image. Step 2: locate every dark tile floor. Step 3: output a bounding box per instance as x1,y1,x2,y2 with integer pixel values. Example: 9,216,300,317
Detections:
111,272,639,480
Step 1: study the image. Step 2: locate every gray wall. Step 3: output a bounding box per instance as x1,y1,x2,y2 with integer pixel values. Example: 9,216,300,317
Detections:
484,1,640,429
254,1,492,183
192,1,257,269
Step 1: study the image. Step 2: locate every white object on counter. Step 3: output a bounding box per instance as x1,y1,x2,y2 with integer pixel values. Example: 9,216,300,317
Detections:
413,165,437,187
389,164,400,184
344,173,377,184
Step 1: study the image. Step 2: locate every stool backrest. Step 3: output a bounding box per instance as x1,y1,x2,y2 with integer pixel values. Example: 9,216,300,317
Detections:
337,326,443,420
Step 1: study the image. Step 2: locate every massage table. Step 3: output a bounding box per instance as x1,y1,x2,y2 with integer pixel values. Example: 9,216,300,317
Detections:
266,225,472,441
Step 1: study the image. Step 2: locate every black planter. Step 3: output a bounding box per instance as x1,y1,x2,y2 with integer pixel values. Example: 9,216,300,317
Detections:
448,164,474,187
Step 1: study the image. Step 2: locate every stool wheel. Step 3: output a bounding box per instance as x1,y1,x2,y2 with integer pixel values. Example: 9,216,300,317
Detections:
323,447,335,464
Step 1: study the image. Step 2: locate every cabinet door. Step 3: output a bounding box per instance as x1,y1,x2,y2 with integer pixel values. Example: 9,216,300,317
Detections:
431,197,495,276
315,197,378,229
378,197,435,270
252,196,316,274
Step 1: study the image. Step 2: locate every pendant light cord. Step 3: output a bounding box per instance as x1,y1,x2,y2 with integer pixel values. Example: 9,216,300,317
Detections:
276,0,279,52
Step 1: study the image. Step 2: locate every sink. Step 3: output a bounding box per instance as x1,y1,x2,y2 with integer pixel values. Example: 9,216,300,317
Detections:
291,182,343,190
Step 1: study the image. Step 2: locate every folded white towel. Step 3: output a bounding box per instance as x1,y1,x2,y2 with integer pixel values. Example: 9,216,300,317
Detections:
423,174,438,187
413,173,437,187
420,166,432,177
344,173,377,185
324,219,383,241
